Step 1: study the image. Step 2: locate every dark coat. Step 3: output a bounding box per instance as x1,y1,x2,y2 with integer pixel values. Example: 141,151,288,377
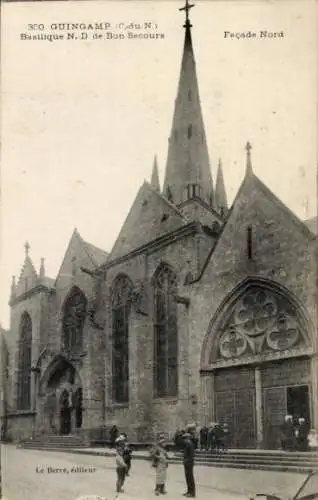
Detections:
183,437,195,465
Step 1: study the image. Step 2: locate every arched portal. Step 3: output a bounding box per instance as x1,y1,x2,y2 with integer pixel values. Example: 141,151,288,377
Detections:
40,356,83,436
201,278,314,449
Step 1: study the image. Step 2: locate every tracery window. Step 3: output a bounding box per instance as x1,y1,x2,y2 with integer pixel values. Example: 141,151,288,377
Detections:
112,275,132,403
153,265,178,397
17,312,32,410
62,287,87,352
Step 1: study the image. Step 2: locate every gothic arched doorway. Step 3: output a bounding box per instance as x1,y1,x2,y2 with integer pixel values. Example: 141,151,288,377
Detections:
201,279,313,449
41,356,83,436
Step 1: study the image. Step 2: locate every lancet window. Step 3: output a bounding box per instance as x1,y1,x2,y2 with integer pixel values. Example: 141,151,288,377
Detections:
17,312,32,410
153,265,178,397
112,275,132,403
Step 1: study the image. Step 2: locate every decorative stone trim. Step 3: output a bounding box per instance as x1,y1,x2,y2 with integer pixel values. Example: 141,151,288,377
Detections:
9,284,55,306
201,346,313,371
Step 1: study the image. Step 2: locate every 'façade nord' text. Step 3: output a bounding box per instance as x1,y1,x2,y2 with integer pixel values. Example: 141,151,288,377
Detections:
224,30,284,39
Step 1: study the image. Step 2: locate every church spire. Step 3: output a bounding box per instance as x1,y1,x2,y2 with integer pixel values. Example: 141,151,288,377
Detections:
151,155,160,192
245,141,253,175
162,0,214,207
215,158,228,215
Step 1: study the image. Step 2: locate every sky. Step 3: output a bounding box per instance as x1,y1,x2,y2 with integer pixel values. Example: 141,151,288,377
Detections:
1,0,317,329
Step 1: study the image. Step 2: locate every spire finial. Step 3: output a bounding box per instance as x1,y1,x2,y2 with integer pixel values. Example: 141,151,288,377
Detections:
11,275,16,299
24,241,30,257
215,157,228,215
179,0,195,28
245,141,253,174
151,155,160,192
39,257,45,280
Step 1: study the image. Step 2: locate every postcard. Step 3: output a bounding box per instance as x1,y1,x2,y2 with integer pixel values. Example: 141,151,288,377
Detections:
1,1,317,499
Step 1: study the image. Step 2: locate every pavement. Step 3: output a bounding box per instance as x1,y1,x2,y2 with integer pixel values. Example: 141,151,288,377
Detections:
0,445,312,500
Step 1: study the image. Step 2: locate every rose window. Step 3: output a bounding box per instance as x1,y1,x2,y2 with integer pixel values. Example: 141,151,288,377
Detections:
234,290,277,337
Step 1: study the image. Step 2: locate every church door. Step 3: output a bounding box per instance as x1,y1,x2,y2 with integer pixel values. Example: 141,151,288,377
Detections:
214,366,256,448
60,390,71,435
287,385,310,423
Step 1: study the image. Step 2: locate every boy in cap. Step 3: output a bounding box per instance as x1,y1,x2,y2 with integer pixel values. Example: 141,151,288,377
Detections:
115,435,127,493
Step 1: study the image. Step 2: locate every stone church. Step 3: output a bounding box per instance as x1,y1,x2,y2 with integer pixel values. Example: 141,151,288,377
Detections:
2,5,317,449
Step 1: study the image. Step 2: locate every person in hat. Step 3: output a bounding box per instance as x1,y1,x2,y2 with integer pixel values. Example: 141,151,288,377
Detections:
295,417,309,451
182,431,196,498
281,415,295,451
115,435,127,493
151,434,169,495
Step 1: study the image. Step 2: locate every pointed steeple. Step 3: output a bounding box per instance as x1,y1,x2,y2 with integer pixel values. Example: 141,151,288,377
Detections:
10,275,16,300
151,155,160,192
39,257,45,281
16,242,38,296
245,141,253,175
215,158,228,215
162,1,214,206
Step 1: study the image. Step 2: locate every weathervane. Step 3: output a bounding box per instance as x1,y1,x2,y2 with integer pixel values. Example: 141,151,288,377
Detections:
179,0,195,28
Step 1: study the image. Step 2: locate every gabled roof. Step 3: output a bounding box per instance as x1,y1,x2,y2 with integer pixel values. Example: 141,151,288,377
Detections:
250,173,317,239
190,170,316,283
80,238,109,267
108,181,187,261
54,228,109,284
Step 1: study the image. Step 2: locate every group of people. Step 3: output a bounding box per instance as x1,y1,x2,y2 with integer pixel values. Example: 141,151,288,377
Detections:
114,424,198,498
281,415,310,451
174,422,229,453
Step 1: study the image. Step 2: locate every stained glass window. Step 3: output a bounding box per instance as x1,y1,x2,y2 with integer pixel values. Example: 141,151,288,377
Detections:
153,265,178,397
62,287,87,352
17,312,32,410
112,275,132,403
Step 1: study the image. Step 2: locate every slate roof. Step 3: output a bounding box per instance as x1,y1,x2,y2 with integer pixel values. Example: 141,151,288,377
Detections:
304,216,318,235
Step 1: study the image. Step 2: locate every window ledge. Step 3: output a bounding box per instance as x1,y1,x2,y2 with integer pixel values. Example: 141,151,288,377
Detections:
153,397,178,405
107,402,129,409
7,410,36,418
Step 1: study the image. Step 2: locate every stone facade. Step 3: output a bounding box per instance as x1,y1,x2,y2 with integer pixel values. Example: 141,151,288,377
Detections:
2,13,317,448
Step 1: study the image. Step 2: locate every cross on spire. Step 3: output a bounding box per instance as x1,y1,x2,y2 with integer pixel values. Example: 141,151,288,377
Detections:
179,0,195,28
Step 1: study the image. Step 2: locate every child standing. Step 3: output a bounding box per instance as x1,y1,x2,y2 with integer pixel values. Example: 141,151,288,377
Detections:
115,435,127,493
151,434,169,495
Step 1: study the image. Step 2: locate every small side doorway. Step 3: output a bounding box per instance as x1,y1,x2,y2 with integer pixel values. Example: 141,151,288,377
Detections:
287,385,311,425
60,390,71,435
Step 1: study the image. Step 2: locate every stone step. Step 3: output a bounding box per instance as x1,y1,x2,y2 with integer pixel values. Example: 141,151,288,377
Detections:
195,450,318,459
18,446,317,474
189,453,318,464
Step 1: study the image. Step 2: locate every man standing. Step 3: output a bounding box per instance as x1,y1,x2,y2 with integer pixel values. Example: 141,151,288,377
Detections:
182,431,196,498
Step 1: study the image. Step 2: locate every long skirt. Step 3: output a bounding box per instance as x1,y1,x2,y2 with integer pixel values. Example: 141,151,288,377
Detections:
155,462,167,485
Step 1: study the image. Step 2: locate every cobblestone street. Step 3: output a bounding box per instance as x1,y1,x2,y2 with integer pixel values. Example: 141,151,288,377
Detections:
1,445,309,500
